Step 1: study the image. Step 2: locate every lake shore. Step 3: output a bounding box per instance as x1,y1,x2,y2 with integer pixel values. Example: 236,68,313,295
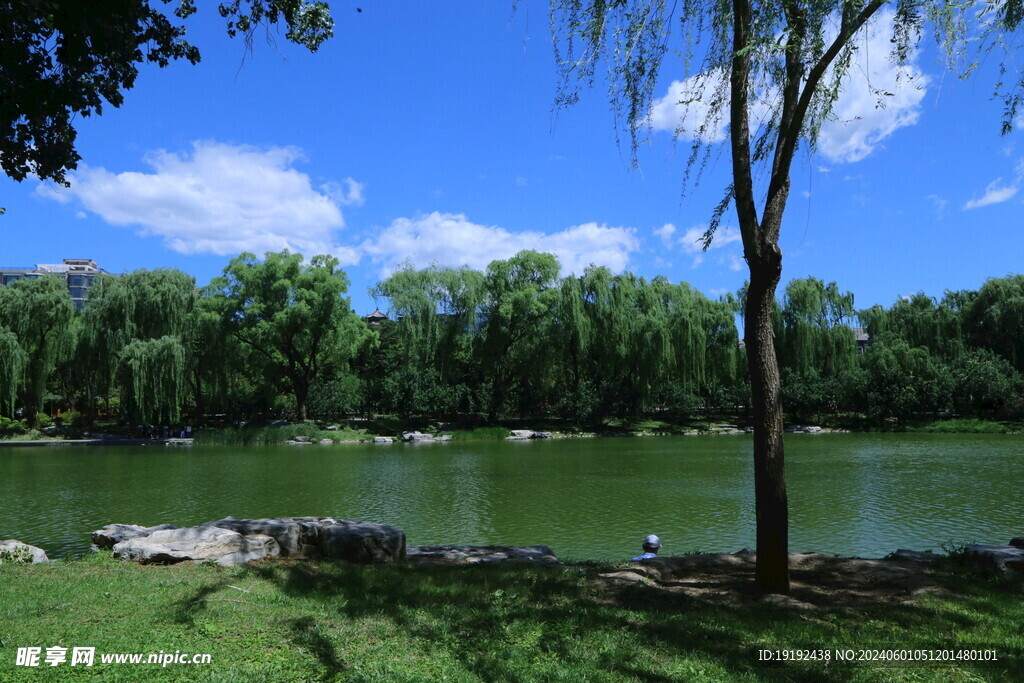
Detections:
4,415,1019,447
1,550,1020,680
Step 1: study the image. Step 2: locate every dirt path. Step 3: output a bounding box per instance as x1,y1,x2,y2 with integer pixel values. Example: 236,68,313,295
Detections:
595,551,956,610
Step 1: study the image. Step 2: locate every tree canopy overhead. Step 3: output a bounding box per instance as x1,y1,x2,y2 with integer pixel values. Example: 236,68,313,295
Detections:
0,0,333,186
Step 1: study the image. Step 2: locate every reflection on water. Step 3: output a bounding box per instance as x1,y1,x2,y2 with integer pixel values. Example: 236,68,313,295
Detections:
1,434,1021,560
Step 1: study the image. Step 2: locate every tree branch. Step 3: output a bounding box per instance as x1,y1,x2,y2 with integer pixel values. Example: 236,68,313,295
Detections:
730,0,761,256
765,0,885,229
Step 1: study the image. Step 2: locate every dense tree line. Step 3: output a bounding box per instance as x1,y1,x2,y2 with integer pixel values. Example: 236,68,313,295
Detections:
1,250,1023,430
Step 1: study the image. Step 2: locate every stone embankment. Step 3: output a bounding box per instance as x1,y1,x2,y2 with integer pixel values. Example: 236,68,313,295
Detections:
13,523,1024,578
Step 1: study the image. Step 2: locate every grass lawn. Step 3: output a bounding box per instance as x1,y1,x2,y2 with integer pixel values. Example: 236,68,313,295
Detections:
1,553,1021,681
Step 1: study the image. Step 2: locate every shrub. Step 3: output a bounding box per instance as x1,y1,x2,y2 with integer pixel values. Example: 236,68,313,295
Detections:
0,416,28,438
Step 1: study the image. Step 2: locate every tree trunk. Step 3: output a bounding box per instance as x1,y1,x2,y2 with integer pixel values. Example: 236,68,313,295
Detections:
193,366,207,427
745,246,790,594
294,377,309,422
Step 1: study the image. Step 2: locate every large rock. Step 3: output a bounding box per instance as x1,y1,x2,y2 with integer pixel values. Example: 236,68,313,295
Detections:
402,431,433,442
0,540,49,564
1009,537,1024,549
202,516,339,557
91,523,178,549
101,516,406,566
111,526,279,566
320,521,406,563
407,545,558,565
963,544,1024,576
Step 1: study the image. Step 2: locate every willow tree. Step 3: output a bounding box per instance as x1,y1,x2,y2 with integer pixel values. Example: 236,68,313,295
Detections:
547,0,1020,591
82,269,197,424
0,276,75,426
963,275,1024,372
480,251,560,419
0,327,27,417
118,336,187,426
371,263,485,382
778,277,857,377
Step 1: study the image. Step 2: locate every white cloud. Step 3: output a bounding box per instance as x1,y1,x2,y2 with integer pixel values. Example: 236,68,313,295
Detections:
816,14,928,163
647,10,926,164
672,224,745,270
648,68,772,144
36,140,359,263
964,178,1018,209
321,177,365,207
653,222,676,248
515,176,528,187
361,212,639,276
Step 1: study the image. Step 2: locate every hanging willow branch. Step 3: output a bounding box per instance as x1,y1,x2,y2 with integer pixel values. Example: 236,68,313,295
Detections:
118,336,187,426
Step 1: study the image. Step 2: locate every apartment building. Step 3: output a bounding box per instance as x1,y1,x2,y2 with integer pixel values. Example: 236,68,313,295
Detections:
0,258,106,310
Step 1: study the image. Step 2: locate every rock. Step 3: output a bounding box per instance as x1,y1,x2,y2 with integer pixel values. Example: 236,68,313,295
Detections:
406,545,558,565
402,431,434,442
891,549,939,563
91,523,178,549
102,516,408,566
201,516,337,557
505,435,529,441
325,425,339,431
759,593,818,611
318,438,334,445
292,435,311,443
510,429,533,438
320,521,406,563
598,569,652,584
531,431,552,439
0,539,49,564
111,526,280,566
804,426,822,433
117,527,275,566
373,436,393,444
963,544,1024,576
1009,537,1024,549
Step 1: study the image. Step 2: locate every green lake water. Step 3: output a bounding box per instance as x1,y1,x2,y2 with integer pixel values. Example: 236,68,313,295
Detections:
1,433,1021,561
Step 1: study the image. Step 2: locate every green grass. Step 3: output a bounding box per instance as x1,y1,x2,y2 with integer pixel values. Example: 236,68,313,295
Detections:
1,553,1020,681
907,419,1011,434
193,424,369,446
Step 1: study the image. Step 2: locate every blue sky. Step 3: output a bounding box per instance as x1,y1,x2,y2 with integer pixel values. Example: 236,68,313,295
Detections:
2,1,1022,316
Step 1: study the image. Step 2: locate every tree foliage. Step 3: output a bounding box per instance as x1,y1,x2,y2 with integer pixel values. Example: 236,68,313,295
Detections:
210,250,370,421
0,275,75,426
0,0,333,187
0,326,27,417
119,335,188,425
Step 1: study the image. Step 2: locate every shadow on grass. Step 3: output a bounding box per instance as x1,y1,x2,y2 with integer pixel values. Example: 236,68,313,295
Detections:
290,615,349,679
168,558,1022,681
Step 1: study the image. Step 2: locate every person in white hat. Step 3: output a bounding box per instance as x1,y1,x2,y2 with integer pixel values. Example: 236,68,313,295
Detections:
631,534,661,561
